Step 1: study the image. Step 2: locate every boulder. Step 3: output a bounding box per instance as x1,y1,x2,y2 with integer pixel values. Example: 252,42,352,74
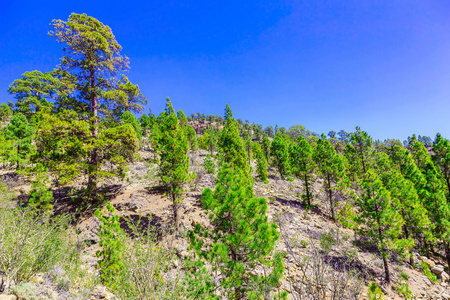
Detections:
441,271,450,281
424,258,436,268
431,264,445,276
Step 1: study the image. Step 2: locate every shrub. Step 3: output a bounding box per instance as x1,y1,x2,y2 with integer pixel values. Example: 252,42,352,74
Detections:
0,208,95,295
95,203,126,290
421,261,438,283
395,282,413,299
368,282,383,300
203,155,215,174
114,216,185,299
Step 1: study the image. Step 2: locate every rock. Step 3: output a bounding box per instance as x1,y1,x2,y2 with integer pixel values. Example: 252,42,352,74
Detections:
442,293,450,300
91,285,114,299
431,264,445,276
0,296,17,300
29,276,44,285
424,258,436,268
442,272,449,282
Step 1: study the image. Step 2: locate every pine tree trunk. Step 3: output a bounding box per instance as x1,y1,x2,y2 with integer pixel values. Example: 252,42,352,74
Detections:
88,69,98,198
404,226,415,265
172,192,178,232
304,173,311,208
327,174,334,220
382,252,390,283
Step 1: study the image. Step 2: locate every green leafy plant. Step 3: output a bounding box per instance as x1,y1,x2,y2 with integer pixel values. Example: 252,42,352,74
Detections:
395,282,413,299
368,282,383,300
203,154,216,174
95,202,126,290
421,261,438,283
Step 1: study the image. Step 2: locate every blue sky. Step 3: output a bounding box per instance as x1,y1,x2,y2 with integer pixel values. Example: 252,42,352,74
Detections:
1,0,450,140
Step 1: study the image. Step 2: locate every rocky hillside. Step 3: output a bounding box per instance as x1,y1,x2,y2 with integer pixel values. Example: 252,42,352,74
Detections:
1,148,450,300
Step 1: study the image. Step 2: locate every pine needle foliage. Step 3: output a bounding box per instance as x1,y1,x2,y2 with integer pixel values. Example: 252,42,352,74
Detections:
4,113,34,169
157,98,190,232
356,171,412,283
189,165,284,299
289,135,315,208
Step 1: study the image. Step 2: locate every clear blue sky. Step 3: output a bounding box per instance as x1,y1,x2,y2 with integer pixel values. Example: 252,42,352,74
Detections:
1,0,450,141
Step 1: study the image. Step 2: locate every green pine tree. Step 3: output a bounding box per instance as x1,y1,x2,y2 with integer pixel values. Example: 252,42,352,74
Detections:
261,136,271,162
270,133,290,179
157,98,190,231
253,142,269,182
121,111,142,140
217,105,250,178
4,113,34,169
350,126,375,176
189,165,284,299
95,202,126,290
0,103,13,121
28,164,54,212
432,133,450,198
313,135,345,220
289,135,315,208
356,171,411,283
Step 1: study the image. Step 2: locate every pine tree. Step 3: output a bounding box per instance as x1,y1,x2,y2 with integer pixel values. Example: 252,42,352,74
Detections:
205,126,218,155
289,135,315,208
0,103,13,121
49,13,146,196
139,113,151,136
270,133,290,179
121,111,142,140
0,129,15,169
350,126,375,176
432,133,450,198
243,131,252,165
157,98,189,231
261,136,271,162
313,135,345,220
253,142,268,182
4,113,34,169
377,156,431,264
356,171,411,283
407,137,450,268
217,105,250,178
95,202,126,290
185,125,198,151
28,164,54,212
7,70,75,121
189,165,283,299
343,143,359,183
33,109,139,192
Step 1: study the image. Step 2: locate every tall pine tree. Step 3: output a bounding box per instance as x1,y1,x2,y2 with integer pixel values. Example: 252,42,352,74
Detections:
157,98,189,231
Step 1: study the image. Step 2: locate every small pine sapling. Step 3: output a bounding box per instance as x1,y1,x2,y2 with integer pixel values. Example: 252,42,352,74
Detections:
95,202,125,290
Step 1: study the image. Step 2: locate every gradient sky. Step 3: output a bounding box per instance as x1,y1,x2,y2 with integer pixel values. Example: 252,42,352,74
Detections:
1,0,450,141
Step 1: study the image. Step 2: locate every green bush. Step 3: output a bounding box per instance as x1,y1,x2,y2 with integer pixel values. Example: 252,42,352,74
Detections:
100,214,187,299
320,231,336,254
368,282,383,300
395,282,413,299
421,261,438,283
203,155,216,174
0,207,96,295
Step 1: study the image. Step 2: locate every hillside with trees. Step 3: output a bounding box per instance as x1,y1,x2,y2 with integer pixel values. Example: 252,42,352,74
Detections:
1,13,450,300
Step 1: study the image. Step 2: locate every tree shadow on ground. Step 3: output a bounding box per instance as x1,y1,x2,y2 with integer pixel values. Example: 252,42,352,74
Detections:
274,196,334,222
119,213,164,240
324,254,377,281
51,184,123,223
0,171,29,188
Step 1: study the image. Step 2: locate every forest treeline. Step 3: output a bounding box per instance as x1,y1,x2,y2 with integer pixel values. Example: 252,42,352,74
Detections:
1,12,450,300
